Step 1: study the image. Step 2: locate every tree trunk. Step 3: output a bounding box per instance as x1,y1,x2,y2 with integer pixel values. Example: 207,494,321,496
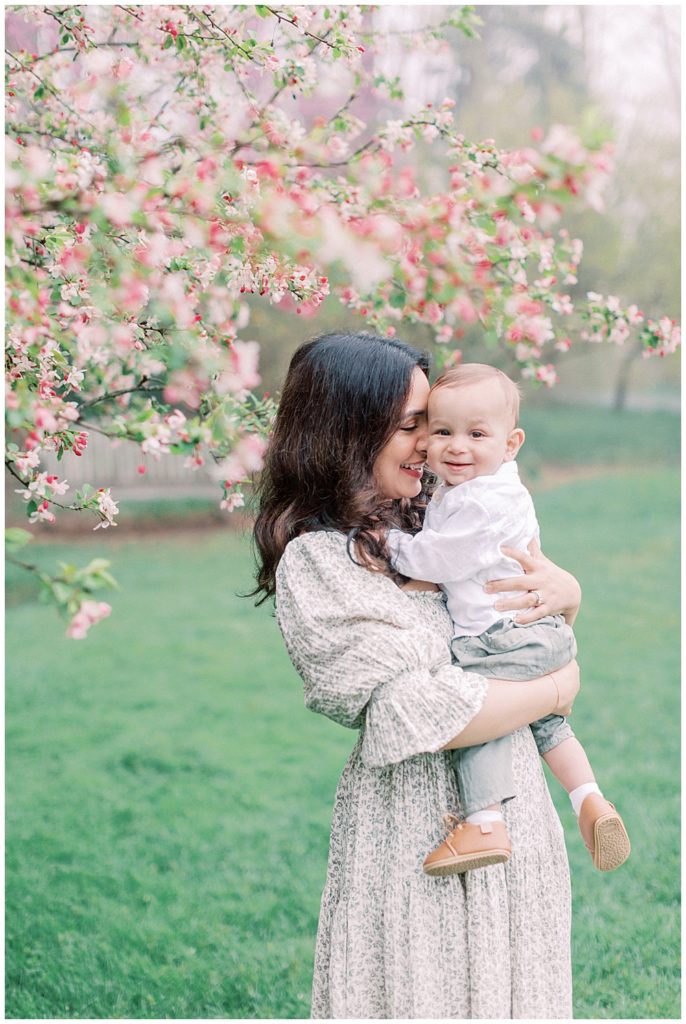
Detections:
613,342,642,412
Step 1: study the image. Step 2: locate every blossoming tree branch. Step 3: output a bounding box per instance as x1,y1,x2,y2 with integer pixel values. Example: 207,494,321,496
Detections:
5,4,680,636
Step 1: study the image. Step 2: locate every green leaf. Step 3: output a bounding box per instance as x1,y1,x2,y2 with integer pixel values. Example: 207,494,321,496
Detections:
176,33,186,51
163,33,173,49
59,563,78,583
5,528,33,552
255,5,270,16
389,290,406,310
51,581,74,605
26,500,38,516
98,571,119,590
82,558,112,575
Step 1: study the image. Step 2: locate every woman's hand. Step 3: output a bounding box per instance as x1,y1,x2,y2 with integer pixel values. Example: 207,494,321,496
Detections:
483,539,582,625
550,659,580,716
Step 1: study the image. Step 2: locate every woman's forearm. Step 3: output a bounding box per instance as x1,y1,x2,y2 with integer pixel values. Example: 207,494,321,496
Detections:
441,674,559,749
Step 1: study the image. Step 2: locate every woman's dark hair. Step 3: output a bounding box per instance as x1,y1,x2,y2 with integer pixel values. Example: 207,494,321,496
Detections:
252,331,430,601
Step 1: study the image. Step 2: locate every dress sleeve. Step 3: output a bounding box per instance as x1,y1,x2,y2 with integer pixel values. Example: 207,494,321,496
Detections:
275,531,489,768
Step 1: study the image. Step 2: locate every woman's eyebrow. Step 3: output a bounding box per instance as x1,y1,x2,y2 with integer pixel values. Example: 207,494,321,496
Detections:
402,408,427,419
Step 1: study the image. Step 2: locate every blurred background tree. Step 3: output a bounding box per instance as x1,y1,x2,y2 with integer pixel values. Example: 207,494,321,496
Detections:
253,4,680,410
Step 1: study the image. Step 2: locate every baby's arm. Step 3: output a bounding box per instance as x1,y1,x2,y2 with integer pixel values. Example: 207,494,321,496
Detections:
388,497,492,584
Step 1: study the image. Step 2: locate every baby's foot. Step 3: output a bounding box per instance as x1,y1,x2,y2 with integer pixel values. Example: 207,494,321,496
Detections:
577,793,630,871
423,814,511,877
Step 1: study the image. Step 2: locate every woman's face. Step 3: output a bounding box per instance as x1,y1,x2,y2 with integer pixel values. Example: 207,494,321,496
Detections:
373,367,430,500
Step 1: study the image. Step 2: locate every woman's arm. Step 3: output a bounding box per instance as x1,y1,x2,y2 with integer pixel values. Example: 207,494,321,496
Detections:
441,660,579,749
484,539,582,625
276,532,578,769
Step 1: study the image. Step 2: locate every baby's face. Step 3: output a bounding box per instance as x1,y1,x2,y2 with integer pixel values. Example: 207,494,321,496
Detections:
427,381,522,486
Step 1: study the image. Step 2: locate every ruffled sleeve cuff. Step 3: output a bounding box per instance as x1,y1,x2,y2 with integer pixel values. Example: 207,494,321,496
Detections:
360,663,489,768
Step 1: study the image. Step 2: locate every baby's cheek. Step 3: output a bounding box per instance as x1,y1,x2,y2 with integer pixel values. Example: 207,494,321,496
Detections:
426,441,443,475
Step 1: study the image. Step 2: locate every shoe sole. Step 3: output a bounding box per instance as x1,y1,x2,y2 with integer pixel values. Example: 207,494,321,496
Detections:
423,849,511,877
593,813,631,872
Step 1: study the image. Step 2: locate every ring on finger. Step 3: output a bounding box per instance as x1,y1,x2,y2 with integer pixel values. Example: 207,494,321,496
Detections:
530,590,543,607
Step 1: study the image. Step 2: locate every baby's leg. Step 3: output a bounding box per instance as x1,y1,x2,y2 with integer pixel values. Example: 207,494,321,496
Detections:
532,716,601,813
450,736,515,823
423,738,514,876
542,735,597,804
536,722,630,871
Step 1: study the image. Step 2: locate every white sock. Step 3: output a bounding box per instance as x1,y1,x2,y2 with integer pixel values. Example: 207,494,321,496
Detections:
569,782,602,817
466,809,504,825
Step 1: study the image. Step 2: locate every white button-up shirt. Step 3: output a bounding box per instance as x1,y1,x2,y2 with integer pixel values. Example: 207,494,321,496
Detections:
388,461,539,637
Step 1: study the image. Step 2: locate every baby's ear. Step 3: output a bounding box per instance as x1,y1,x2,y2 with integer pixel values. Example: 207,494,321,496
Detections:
504,427,525,461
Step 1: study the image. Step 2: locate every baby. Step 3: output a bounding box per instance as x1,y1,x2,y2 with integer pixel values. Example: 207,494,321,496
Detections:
388,364,631,877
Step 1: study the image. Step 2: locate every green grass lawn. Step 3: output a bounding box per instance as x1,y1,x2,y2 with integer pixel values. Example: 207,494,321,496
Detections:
6,463,680,1018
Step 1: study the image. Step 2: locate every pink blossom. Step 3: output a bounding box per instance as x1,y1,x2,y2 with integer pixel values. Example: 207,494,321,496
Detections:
542,125,587,165
164,410,186,433
4,2,681,638
66,600,112,640
93,489,119,530
215,340,261,397
551,294,573,315
214,434,267,482
220,491,245,512
116,275,150,315
14,449,41,475
534,364,558,387
100,192,136,227
163,368,206,409
113,58,134,80
45,474,69,496
608,319,629,345
29,501,56,525
453,297,478,324
326,136,348,160
423,301,443,325
196,156,218,182
33,406,59,433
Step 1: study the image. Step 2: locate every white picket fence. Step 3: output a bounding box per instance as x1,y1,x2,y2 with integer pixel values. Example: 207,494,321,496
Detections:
40,432,219,499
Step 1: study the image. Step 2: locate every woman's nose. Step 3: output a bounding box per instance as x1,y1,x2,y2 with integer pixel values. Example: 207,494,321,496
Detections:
415,423,429,457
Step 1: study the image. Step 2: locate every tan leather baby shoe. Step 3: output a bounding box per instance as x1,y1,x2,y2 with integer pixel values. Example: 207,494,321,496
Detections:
577,793,631,871
423,816,512,877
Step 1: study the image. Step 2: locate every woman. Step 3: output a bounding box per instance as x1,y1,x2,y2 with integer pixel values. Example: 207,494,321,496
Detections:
253,331,581,1019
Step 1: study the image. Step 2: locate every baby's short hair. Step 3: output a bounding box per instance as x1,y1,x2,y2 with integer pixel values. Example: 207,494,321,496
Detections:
431,363,521,425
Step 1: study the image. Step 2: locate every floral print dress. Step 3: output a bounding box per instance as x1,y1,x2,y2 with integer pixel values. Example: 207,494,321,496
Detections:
276,531,572,1020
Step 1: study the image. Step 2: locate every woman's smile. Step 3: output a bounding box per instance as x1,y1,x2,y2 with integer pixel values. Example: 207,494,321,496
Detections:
400,461,425,479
